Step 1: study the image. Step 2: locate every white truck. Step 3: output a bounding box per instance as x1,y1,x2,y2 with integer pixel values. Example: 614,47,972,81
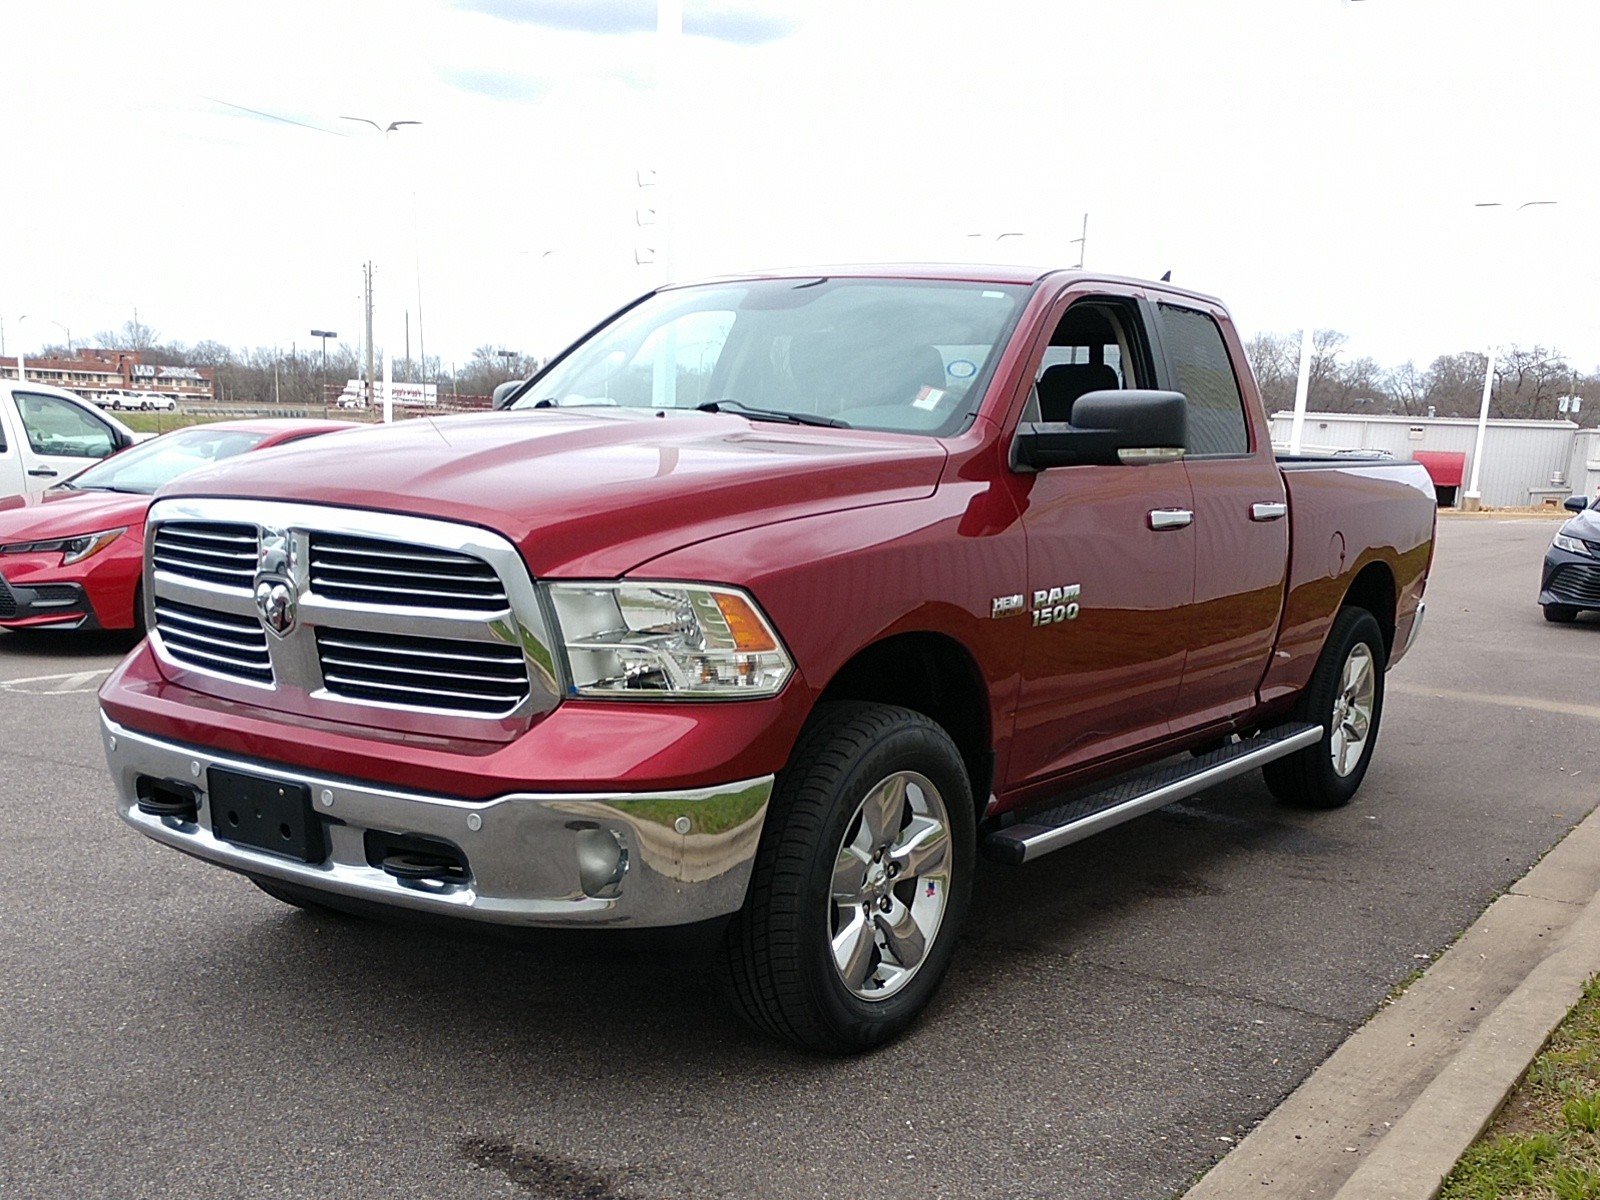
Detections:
335,379,439,409
0,381,141,500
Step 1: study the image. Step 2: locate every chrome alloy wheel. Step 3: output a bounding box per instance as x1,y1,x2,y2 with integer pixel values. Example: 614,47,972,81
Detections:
1330,642,1376,778
828,770,952,1001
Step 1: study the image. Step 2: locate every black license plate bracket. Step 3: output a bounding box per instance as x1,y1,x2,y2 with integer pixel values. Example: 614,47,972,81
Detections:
207,767,326,863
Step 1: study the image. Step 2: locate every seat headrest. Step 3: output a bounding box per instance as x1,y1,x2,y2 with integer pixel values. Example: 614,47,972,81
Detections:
1036,362,1119,423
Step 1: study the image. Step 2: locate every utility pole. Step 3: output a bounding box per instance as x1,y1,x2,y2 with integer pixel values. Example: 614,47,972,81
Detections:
364,261,375,412
1072,213,1089,268
405,310,411,383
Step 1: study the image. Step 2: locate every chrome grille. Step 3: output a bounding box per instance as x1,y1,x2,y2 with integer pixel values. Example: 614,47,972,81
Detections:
308,533,508,612
152,522,258,589
153,599,273,684
315,628,530,714
144,498,559,732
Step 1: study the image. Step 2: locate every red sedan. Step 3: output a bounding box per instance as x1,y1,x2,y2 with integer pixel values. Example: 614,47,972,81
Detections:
0,419,356,632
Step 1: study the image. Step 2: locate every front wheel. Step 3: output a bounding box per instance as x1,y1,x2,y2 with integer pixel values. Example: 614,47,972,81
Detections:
718,702,975,1053
1544,604,1579,624
1263,607,1387,809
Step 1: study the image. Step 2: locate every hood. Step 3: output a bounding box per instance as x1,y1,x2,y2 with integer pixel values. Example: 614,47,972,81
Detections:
1564,508,1600,543
163,410,948,576
0,488,151,544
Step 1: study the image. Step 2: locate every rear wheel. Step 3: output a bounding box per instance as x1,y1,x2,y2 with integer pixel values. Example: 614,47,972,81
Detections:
1263,607,1386,809
1544,603,1579,624
718,702,974,1054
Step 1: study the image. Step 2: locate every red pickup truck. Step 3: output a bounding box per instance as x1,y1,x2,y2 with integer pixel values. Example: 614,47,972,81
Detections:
100,267,1435,1052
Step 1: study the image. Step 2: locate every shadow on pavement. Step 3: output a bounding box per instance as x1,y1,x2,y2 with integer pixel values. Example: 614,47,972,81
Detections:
0,629,143,660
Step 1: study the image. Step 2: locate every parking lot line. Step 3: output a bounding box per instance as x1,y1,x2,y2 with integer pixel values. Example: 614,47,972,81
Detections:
0,669,113,695
1388,681,1600,723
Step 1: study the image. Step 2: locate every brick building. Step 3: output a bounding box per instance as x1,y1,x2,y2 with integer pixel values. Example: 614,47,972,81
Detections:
0,350,214,406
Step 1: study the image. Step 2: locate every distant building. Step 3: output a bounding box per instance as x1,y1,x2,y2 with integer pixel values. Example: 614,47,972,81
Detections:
0,351,214,405
1271,410,1600,508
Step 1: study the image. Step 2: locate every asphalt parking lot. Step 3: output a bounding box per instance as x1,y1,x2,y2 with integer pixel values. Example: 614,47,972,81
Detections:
4,516,1598,1200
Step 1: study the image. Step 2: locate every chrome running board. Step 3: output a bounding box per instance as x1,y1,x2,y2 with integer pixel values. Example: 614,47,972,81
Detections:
983,722,1323,865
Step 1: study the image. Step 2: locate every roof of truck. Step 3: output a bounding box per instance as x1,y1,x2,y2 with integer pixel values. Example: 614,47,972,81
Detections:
667,264,1227,309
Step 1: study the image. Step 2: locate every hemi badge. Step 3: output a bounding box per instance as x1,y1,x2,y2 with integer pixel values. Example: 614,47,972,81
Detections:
992,594,1025,618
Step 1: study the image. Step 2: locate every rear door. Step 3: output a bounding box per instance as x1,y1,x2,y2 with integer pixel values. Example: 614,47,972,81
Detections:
1004,286,1196,791
1153,301,1289,730
11,389,121,492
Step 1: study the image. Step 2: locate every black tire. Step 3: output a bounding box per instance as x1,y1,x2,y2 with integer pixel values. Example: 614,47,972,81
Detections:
1263,607,1387,810
131,581,147,637
718,701,975,1054
1544,604,1580,624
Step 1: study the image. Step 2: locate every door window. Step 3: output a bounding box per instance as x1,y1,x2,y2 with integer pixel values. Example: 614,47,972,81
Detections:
1028,300,1152,424
14,392,118,460
1157,306,1250,456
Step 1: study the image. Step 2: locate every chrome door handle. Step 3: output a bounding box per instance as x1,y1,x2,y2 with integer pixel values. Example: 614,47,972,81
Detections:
1148,508,1193,530
1250,502,1287,521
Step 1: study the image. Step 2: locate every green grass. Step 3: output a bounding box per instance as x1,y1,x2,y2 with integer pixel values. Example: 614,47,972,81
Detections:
117,412,236,434
1442,976,1600,1199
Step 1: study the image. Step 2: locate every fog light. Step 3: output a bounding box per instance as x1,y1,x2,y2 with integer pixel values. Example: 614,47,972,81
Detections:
575,827,628,898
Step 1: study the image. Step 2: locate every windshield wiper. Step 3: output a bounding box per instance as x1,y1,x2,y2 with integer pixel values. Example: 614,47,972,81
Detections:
696,399,849,428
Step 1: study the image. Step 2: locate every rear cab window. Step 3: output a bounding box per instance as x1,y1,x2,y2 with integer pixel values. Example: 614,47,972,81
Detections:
1157,305,1251,457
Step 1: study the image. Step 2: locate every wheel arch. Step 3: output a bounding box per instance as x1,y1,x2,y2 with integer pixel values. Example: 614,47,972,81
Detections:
816,631,994,815
1341,559,1397,655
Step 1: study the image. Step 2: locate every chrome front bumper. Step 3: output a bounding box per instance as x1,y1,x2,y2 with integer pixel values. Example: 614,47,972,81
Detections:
102,715,772,928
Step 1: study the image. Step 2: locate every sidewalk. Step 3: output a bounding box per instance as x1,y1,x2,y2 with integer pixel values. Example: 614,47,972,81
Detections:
1182,801,1600,1200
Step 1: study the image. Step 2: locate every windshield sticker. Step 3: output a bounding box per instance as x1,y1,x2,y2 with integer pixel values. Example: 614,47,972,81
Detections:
913,387,946,411
947,359,977,379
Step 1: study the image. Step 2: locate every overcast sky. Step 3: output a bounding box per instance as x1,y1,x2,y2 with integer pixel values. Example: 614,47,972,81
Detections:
4,0,1598,373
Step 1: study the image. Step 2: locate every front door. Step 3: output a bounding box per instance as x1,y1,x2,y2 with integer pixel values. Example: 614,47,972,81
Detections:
1004,290,1196,792
12,391,120,492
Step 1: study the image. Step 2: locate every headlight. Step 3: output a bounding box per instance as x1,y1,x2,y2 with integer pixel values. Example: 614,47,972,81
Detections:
1553,532,1594,557
549,582,793,698
0,528,125,564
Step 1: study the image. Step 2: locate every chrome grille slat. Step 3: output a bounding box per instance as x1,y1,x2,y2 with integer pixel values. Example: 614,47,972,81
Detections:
311,543,490,568
314,562,502,585
316,635,518,666
156,528,257,548
318,580,508,604
319,655,527,684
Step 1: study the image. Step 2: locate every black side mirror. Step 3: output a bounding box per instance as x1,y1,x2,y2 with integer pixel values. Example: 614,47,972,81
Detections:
1564,495,1590,513
491,380,526,410
1013,390,1187,471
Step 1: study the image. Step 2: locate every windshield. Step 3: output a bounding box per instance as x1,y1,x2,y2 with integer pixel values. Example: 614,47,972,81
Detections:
66,426,270,494
513,278,1028,436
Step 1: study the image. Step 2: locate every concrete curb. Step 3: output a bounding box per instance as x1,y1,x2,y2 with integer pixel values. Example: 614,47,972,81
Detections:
1183,803,1600,1200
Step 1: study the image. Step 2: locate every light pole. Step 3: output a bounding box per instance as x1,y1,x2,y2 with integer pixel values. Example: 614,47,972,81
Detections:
15,315,27,381
341,116,422,423
311,329,337,408
1462,200,1558,510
